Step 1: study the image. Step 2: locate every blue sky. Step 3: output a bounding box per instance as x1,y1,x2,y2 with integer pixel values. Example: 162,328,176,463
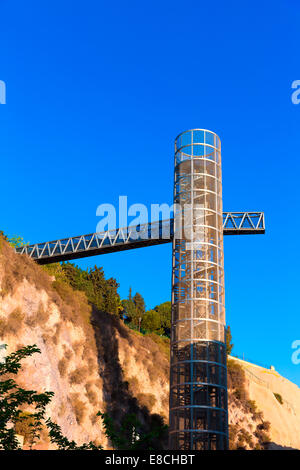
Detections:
0,0,300,385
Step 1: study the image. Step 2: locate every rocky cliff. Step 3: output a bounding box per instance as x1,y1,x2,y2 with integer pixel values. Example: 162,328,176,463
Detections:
0,238,299,450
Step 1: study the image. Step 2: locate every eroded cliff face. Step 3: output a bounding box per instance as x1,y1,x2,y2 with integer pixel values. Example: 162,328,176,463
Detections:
0,239,299,450
0,239,169,449
229,356,300,450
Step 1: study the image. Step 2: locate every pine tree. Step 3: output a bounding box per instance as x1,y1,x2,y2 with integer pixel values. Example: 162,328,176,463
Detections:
226,326,234,355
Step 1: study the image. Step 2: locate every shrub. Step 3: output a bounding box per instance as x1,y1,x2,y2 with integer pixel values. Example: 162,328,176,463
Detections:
58,358,68,377
25,303,49,328
51,323,62,345
141,310,162,333
58,403,66,417
85,382,98,406
255,429,271,444
72,341,83,355
257,421,271,432
87,390,98,406
127,376,140,395
14,412,36,444
69,366,89,385
274,393,283,404
52,280,91,325
227,360,249,406
63,346,73,361
0,318,7,338
227,360,246,390
148,362,159,382
252,410,263,421
0,308,24,337
90,413,98,426
246,400,257,414
87,356,96,371
137,393,156,411
147,333,170,359
70,393,86,425
0,239,51,296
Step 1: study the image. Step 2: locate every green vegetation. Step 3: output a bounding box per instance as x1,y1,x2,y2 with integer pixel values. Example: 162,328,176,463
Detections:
0,231,28,248
45,263,120,316
141,309,161,333
274,392,283,405
0,344,54,450
98,411,167,450
1,230,171,340
0,344,168,450
226,325,234,355
43,262,171,340
133,292,145,318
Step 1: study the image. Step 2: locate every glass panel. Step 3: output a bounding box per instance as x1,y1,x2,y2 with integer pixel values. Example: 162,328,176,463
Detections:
193,144,205,156
205,131,215,147
193,129,205,143
181,131,192,147
171,129,227,449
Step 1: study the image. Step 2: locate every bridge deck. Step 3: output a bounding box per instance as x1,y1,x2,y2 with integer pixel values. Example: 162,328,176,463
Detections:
15,212,265,265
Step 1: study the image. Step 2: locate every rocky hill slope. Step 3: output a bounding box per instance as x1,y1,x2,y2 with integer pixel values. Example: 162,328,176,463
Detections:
0,238,299,450
228,356,300,450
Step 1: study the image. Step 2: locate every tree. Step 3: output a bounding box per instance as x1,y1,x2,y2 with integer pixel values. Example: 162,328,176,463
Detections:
103,277,120,315
59,263,121,315
154,301,171,336
128,287,132,301
133,292,145,319
46,419,102,450
121,299,137,323
0,233,29,248
226,326,234,356
98,412,168,450
8,236,29,248
141,310,162,333
0,344,54,450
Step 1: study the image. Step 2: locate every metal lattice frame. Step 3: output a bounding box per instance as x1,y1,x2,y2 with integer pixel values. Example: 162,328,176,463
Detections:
13,128,265,452
170,129,227,450
15,212,264,265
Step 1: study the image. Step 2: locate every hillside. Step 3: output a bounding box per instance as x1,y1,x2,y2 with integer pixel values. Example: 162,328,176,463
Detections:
229,356,300,449
0,238,169,449
0,238,299,450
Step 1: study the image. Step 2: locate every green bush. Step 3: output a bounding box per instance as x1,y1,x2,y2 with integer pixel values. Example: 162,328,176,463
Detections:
141,310,162,333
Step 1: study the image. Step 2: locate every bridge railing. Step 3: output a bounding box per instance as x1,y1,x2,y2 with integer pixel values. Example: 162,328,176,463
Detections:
15,212,265,264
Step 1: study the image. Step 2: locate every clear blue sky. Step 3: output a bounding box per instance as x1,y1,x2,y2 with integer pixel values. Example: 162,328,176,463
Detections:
1,0,300,385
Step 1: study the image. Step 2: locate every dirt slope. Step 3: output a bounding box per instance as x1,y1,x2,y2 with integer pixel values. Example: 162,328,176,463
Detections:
229,356,300,449
0,238,299,450
0,239,169,449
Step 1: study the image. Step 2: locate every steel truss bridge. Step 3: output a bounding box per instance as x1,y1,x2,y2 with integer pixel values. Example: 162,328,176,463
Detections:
16,212,265,265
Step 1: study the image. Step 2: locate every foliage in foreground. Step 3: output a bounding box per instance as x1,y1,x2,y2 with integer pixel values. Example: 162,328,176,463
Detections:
0,344,167,450
98,411,168,450
0,344,54,450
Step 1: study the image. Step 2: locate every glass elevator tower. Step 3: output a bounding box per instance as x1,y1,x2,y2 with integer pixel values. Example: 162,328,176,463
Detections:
169,129,228,450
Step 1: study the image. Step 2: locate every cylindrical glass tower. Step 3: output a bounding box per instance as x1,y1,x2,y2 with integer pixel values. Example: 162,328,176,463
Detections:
169,129,228,450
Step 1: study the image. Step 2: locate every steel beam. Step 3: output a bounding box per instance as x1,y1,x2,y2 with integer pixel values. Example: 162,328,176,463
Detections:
15,212,265,265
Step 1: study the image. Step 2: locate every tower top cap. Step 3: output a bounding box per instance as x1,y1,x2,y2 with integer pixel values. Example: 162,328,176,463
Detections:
175,129,221,152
